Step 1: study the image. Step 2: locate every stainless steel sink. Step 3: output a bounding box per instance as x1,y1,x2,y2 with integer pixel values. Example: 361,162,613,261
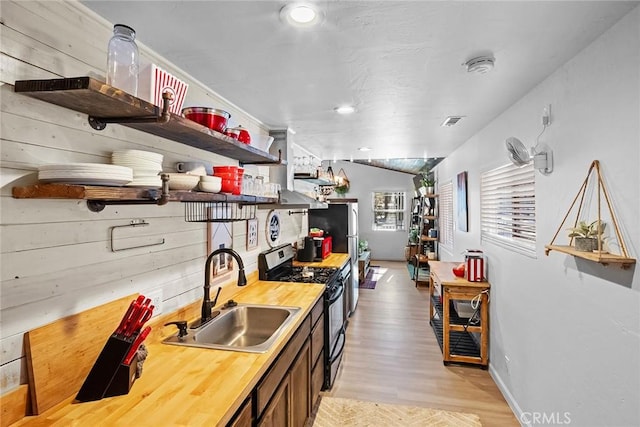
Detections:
162,304,301,353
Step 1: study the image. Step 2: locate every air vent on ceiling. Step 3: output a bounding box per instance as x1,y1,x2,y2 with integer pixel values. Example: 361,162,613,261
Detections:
441,116,464,127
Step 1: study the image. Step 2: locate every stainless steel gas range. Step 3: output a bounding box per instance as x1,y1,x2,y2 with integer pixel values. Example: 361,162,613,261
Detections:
258,244,346,390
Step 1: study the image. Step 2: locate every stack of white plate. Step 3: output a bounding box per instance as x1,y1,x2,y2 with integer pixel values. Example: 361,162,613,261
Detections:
111,150,163,187
38,163,133,186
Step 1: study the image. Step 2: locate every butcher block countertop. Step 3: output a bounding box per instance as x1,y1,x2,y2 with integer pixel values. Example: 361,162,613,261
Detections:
293,252,350,268
14,281,324,427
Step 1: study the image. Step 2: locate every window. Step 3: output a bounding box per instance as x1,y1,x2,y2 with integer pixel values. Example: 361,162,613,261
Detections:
439,181,454,248
372,191,406,231
480,163,536,257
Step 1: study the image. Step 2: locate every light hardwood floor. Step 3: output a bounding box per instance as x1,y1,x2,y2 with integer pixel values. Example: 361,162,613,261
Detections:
323,260,519,426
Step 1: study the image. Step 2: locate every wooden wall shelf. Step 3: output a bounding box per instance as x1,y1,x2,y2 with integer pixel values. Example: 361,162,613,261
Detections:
13,77,283,165
546,161,635,269
544,245,635,269
293,177,334,186
12,183,276,205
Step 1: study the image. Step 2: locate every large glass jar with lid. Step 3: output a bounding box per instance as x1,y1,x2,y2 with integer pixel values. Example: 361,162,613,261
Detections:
106,24,139,96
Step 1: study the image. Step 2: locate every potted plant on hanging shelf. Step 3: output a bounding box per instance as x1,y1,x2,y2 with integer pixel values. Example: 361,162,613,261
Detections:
421,173,435,194
334,183,349,196
567,220,606,252
333,169,350,197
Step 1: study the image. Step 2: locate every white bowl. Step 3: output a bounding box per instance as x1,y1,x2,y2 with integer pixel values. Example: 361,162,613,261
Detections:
200,175,222,183
251,135,275,152
166,173,199,190
199,181,222,193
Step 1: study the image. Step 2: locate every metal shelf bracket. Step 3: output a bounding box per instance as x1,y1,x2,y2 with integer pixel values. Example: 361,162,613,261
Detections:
88,91,173,131
86,174,171,212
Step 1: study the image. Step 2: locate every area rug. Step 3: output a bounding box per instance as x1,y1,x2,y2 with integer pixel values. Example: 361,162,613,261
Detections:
312,396,482,427
406,263,429,281
359,266,387,289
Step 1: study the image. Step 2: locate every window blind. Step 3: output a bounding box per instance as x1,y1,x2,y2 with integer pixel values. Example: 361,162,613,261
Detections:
439,181,454,248
480,163,536,257
372,191,406,231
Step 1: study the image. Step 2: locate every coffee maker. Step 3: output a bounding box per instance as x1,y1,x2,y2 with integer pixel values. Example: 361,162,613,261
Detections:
297,236,316,262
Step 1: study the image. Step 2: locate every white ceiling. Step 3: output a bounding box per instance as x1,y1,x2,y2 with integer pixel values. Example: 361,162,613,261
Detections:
82,1,637,162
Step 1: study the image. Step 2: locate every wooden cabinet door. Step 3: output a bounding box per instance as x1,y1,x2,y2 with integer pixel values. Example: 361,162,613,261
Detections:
311,354,324,410
290,340,311,427
228,396,252,427
258,375,291,427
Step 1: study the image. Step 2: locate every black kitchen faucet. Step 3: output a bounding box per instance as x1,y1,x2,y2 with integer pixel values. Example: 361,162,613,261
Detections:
198,247,247,327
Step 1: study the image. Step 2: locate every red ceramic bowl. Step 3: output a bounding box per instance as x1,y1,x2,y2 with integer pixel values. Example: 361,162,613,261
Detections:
224,128,240,139
219,180,242,194
213,166,238,173
182,107,230,133
220,179,236,194
452,267,465,278
214,172,239,181
227,126,251,144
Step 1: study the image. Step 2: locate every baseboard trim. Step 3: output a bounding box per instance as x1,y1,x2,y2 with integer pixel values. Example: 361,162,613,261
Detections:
489,365,526,427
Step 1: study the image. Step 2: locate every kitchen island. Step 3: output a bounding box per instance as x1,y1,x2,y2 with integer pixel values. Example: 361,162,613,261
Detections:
13,280,324,427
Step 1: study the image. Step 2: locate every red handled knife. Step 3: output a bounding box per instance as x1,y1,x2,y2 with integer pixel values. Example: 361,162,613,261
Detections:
123,326,151,366
115,295,145,336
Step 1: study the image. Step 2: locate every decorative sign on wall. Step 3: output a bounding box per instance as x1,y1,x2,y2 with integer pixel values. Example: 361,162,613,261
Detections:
265,210,281,248
247,218,258,250
208,221,234,280
457,171,468,232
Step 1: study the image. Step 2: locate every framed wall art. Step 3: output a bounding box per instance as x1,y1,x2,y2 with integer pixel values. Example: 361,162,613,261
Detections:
457,171,468,232
265,210,281,248
207,221,234,281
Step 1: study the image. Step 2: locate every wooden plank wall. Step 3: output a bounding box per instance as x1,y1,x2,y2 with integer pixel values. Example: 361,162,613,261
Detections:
0,0,307,399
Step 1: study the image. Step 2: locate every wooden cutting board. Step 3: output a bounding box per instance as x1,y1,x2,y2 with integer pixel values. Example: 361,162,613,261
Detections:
24,294,138,414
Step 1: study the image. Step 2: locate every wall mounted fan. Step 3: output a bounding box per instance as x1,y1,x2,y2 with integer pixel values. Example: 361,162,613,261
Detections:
505,136,553,175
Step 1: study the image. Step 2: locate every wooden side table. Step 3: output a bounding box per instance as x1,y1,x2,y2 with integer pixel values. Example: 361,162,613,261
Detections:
358,251,371,283
428,261,490,368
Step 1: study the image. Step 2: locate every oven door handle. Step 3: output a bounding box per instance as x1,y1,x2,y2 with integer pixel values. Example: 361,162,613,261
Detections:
327,283,344,305
328,326,346,364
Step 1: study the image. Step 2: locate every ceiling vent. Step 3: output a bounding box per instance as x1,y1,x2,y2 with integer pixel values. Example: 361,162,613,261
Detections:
441,116,464,127
464,56,495,74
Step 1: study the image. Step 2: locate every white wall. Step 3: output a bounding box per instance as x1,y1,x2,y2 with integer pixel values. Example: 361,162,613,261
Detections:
318,160,416,261
434,7,639,426
0,1,307,394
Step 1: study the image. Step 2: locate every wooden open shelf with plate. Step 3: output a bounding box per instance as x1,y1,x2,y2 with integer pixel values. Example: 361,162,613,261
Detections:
11,182,276,214
545,160,635,269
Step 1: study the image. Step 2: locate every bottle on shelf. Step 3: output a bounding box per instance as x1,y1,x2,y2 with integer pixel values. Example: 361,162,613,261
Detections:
106,24,139,96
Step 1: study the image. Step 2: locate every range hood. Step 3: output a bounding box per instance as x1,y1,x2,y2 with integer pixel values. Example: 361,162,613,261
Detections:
259,129,328,210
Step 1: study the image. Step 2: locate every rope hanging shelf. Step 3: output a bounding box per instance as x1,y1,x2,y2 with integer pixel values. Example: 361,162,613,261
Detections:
545,160,635,269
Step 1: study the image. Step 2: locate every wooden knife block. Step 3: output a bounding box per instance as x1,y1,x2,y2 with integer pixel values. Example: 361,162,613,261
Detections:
75,334,139,402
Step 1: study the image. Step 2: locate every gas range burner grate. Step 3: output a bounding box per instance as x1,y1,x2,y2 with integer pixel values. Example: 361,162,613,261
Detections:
276,267,338,284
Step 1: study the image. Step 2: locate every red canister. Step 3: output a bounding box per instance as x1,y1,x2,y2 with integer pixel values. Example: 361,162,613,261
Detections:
465,250,485,282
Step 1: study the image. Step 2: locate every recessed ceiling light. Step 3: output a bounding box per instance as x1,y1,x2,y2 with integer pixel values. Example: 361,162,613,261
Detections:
358,147,371,152
334,105,355,115
280,3,324,27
